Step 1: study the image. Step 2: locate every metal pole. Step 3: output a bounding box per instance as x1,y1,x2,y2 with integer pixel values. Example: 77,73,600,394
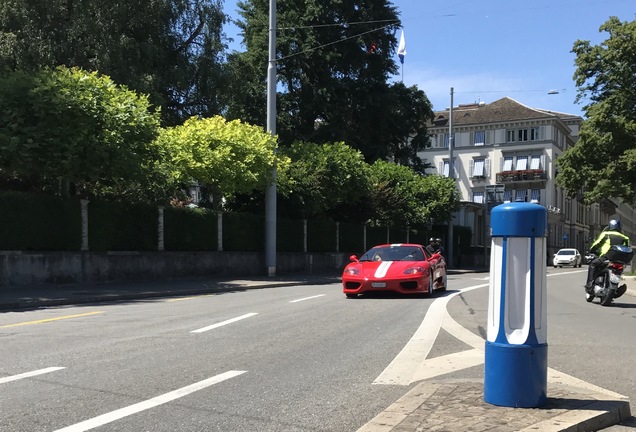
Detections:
447,87,454,267
484,186,488,268
265,0,277,276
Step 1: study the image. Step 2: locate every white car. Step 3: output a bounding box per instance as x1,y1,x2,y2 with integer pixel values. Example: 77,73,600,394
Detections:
553,248,582,268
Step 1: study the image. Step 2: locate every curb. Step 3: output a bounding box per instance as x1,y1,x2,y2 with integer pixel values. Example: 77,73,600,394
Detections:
0,278,340,311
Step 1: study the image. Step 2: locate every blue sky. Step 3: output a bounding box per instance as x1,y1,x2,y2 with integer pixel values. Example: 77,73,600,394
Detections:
223,0,635,118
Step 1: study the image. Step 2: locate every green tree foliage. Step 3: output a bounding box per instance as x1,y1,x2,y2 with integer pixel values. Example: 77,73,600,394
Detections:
155,115,287,209
277,141,373,222
369,161,461,227
0,0,228,126
0,67,167,202
227,0,433,167
557,17,636,203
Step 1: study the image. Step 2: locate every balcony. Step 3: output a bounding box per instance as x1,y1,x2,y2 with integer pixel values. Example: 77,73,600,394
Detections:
496,169,547,184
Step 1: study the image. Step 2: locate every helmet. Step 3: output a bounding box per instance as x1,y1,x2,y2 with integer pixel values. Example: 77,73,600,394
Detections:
435,238,442,243
429,237,436,242
608,219,621,231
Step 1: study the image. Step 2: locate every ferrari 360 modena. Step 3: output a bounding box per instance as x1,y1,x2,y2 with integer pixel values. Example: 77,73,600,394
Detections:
341,243,447,298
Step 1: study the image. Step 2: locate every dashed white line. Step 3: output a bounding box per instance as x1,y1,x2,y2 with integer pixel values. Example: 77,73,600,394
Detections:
0,367,66,384
53,370,246,432
191,313,258,333
289,294,325,303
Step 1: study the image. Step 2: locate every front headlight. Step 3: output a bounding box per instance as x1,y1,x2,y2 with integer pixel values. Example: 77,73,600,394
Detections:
404,266,425,275
344,267,359,276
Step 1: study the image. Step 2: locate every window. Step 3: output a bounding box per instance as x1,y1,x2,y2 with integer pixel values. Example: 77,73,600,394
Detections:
472,159,485,177
515,156,528,171
473,191,484,204
530,189,540,203
439,160,450,177
441,133,455,149
530,155,542,170
503,190,512,203
517,129,528,141
531,127,540,141
474,131,485,146
502,156,513,171
515,189,527,202
506,130,516,142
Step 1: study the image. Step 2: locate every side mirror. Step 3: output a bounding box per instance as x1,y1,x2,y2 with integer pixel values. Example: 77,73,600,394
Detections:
349,255,359,262
428,253,441,261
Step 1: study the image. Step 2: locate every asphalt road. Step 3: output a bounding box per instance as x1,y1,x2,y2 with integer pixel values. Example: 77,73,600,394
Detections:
1,268,634,431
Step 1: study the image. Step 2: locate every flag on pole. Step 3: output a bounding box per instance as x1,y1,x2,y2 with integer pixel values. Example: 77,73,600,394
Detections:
397,29,406,64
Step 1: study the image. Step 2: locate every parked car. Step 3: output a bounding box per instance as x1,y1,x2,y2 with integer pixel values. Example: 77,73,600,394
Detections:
342,243,446,298
553,248,582,268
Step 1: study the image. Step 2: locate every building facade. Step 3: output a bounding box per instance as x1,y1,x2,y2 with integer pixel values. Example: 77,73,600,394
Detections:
419,97,634,267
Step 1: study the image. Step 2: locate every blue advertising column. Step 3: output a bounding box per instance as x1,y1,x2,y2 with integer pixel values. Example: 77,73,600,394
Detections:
484,202,548,408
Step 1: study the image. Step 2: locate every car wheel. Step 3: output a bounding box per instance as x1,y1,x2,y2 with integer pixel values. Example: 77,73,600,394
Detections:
553,265,557,268
438,271,447,292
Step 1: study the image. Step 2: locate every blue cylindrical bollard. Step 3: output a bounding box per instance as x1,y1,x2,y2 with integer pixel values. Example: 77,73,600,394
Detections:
484,202,548,408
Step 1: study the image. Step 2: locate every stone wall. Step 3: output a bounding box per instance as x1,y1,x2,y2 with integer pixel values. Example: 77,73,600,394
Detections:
0,251,348,287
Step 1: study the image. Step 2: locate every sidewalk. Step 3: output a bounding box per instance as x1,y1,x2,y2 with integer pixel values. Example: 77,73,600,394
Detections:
1,270,633,432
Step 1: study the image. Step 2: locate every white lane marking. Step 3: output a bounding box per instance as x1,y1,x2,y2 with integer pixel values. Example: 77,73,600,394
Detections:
53,370,246,432
410,349,484,382
0,367,66,384
191,313,258,333
374,261,393,278
373,283,488,385
289,294,325,303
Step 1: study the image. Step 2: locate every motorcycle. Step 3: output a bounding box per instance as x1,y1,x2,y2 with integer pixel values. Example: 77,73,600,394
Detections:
586,245,634,306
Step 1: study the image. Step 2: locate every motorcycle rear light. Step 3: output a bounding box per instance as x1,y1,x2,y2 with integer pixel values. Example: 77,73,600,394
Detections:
610,263,624,271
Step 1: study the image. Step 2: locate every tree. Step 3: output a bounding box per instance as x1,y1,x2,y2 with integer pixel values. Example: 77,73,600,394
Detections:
276,141,373,222
0,67,166,202
227,0,433,166
369,161,461,227
155,115,287,209
0,0,229,126
557,17,636,204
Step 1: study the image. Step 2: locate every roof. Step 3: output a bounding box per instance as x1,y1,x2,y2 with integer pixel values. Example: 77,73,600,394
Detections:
430,97,581,127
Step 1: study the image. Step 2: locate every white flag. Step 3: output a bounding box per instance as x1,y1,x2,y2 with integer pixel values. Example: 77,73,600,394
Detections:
397,30,406,64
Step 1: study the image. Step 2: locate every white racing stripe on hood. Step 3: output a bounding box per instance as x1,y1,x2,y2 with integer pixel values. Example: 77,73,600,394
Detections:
374,261,393,278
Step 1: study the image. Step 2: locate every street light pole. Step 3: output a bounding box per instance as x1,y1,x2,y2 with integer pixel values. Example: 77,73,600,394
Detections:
447,87,454,268
265,0,277,276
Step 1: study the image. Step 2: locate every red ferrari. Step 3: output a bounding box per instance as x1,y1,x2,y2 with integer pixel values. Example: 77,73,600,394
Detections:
342,243,447,298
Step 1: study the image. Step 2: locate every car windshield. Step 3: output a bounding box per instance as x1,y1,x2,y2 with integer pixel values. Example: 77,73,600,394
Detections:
359,246,424,262
557,250,575,256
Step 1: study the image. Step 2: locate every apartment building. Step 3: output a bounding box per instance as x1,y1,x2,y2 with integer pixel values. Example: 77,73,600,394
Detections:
420,97,635,266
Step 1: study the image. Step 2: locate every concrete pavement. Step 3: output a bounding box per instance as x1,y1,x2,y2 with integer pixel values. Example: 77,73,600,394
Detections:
1,270,634,431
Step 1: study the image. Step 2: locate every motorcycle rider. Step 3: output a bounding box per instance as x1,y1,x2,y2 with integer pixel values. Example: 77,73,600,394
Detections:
435,237,445,256
426,237,439,254
584,219,630,295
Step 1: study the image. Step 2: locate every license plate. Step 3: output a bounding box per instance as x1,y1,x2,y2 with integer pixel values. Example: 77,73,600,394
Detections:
371,282,386,288
610,274,621,284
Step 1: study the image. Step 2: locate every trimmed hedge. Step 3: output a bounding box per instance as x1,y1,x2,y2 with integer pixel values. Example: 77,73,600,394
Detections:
164,207,218,251
88,200,157,251
0,192,454,254
0,191,81,250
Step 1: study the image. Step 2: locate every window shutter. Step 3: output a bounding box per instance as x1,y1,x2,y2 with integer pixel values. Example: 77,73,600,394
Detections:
469,160,474,178
485,159,491,178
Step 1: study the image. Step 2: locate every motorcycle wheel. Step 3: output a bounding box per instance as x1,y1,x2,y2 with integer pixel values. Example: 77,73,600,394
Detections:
600,277,615,307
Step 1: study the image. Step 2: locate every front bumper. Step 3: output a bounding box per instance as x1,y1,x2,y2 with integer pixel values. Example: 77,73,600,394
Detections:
342,275,428,295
